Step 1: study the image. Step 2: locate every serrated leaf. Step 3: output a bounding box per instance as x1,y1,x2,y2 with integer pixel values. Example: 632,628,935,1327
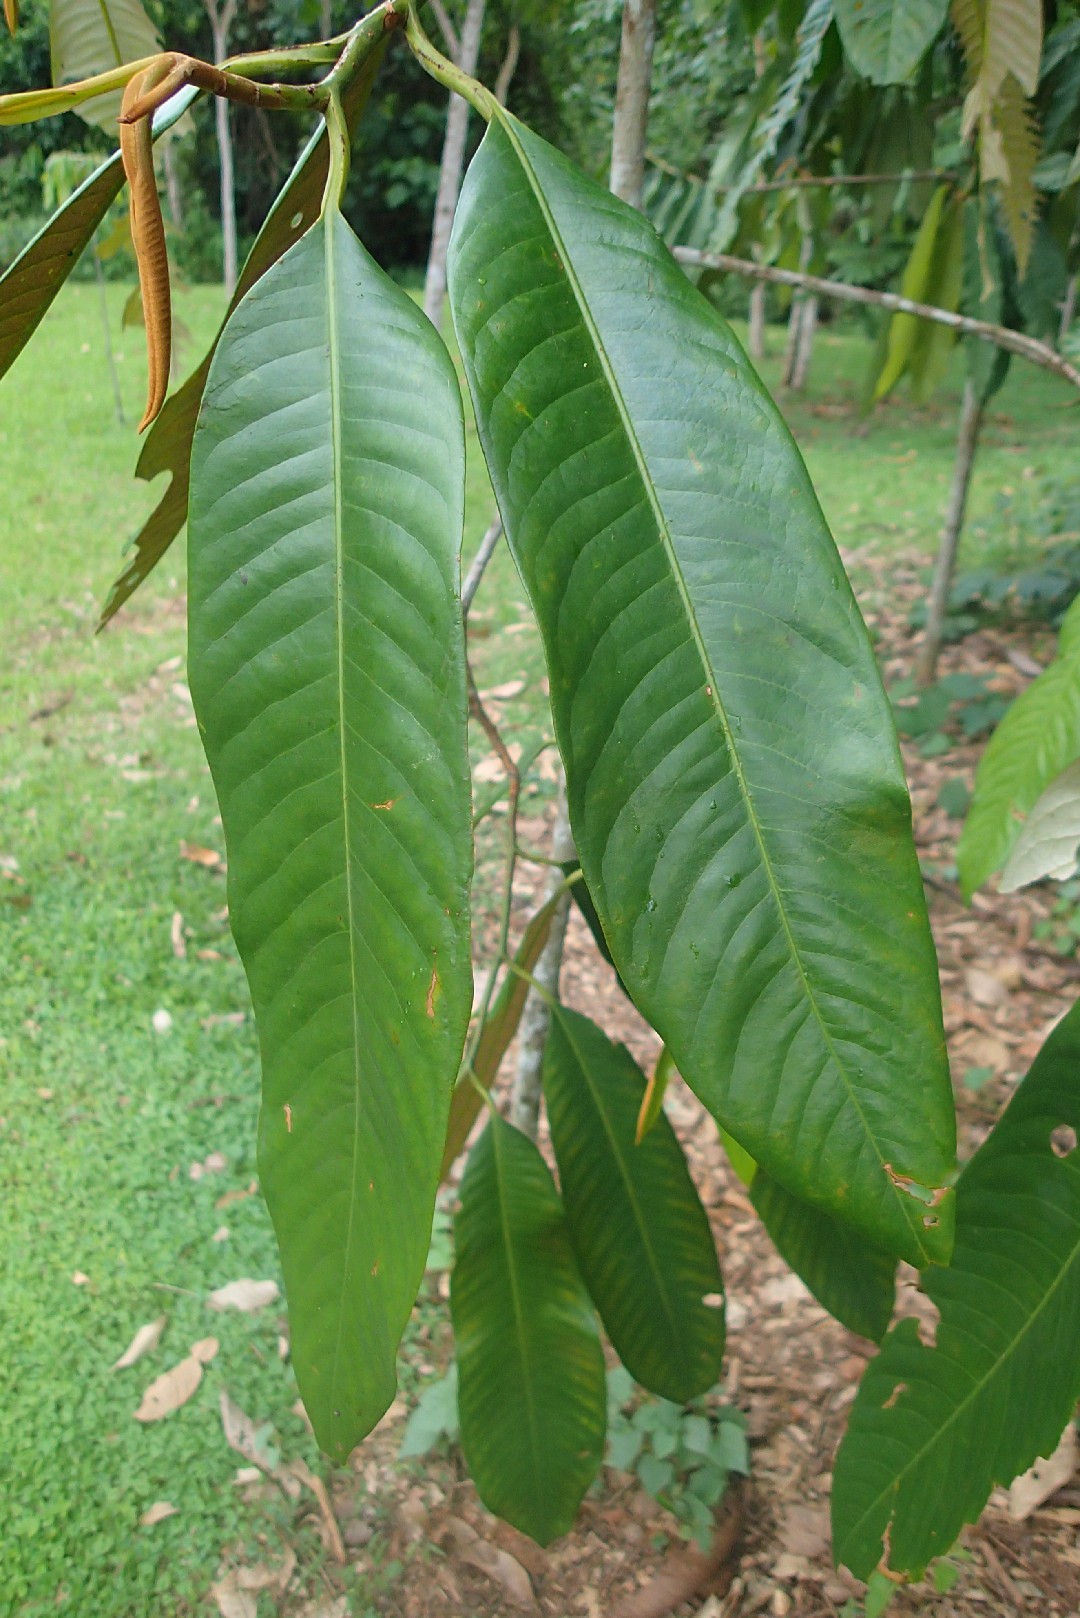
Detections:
998,759,1080,890
751,1171,896,1341
448,113,956,1267
543,1006,724,1403
0,90,194,387
50,0,160,129
187,205,472,1462
835,0,949,84
99,53,386,626
452,1114,606,1545
958,595,1080,896
832,997,1080,1579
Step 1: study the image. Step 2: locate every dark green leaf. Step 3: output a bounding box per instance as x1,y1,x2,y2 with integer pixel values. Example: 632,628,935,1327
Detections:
835,0,949,85
751,1171,896,1341
832,998,1080,1579
449,113,956,1266
452,1115,606,1545
187,205,473,1461
543,1005,724,1403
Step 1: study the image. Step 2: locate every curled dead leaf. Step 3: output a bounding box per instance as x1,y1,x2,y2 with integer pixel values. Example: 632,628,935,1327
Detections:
134,1354,203,1421
119,66,172,431
208,1278,280,1312
179,840,224,869
190,1336,219,1365
111,1315,167,1370
139,1500,178,1527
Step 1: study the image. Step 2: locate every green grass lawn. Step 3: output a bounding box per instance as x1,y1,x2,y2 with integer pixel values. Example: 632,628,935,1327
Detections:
0,279,1073,1617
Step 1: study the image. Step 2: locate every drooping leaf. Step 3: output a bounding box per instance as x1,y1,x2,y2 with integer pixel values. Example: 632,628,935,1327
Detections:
750,1172,896,1341
50,0,160,128
0,88,195,387
835,0,949,84
187,204,473,1461
448,113,956,1267
440,889,562,1179
543,1005,724,1403
832,997,1080,1579
874,184,949,399
998,758,1080,890
99,50,386,626
958,594,1080,897
908,193,966,403
452,1114,606,1545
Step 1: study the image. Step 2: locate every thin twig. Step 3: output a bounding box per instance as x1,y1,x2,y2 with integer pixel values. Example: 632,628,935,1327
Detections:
494,21,520,105
461,658,520,1080
461,514,502,617
673,248,1080,392
648,150,952,193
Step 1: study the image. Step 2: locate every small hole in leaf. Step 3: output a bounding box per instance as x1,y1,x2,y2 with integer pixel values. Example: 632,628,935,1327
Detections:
701,1292,723,1309
923,1214,939,1228
1052,1125,1077,1158
290,211,304,230
882,1382,907,1409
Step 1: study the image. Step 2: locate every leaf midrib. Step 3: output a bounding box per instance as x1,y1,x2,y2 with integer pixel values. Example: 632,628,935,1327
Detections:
324,207,367,1434
494,110,930,1263
555,1011,691,1380
838,1176,1080,1568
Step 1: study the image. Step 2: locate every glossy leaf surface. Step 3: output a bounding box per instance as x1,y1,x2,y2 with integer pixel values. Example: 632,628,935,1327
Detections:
751,1171,896,1342
833,998,1080,1578
834,0,948,85
448,114,955,1266
50,0,160,127
452,1115,606,1545
188,206,472,1460
958,594,1080,897
544,1006,724,1402
100,53,385,625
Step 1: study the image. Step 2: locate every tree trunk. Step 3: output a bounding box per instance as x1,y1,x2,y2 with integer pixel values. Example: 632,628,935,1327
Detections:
748,281,766,360
790,294,817,390
510,0,657,1139
422,0,487,332
161,139,184,231
914,380,985,686
1060,272,1078,347
608,0,657,207
207,0,239,298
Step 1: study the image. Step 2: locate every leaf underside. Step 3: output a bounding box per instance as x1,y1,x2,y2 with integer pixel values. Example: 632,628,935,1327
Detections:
999,758,1080,891
187,207,473,1460
832,998,1080,1578
834,0,949,85
543,1004,725,1402
452,1115,607,1546
50,0,161,128
448,113,956,1266
958,595,1080,897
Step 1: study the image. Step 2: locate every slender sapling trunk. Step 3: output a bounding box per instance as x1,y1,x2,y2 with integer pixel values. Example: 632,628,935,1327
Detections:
422,0,487,332
206,0,239,298
748,281,766,360
914,379,984,686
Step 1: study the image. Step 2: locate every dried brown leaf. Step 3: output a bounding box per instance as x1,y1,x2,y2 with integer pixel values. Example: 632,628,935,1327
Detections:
208,1278,279,1312
134,1354,203,1421
111,1315,166,1370
179,840,224,869
139,1500,178,1527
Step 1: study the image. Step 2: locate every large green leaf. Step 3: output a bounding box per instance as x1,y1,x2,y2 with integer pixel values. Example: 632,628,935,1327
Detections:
835,0,949,84
832,997,1080,1579
999,758,1080,890
50,0,160,128
187,205,473,1461
100,50,386,626
750,1171,896,1342
0,89,196,387
958,594,1080,897
874,184,949,400
448,114,956,1267
452,1114,607,1545
543,1005,724,1403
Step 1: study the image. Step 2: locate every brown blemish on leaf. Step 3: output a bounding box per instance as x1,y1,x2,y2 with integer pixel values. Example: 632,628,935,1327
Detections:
284,1103,292,1133
425,965,440,1019
370,798,397,811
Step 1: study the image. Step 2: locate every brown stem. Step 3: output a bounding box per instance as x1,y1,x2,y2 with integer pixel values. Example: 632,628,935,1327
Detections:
119,53,328,123
673,248,1080,392
914,380,984,685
